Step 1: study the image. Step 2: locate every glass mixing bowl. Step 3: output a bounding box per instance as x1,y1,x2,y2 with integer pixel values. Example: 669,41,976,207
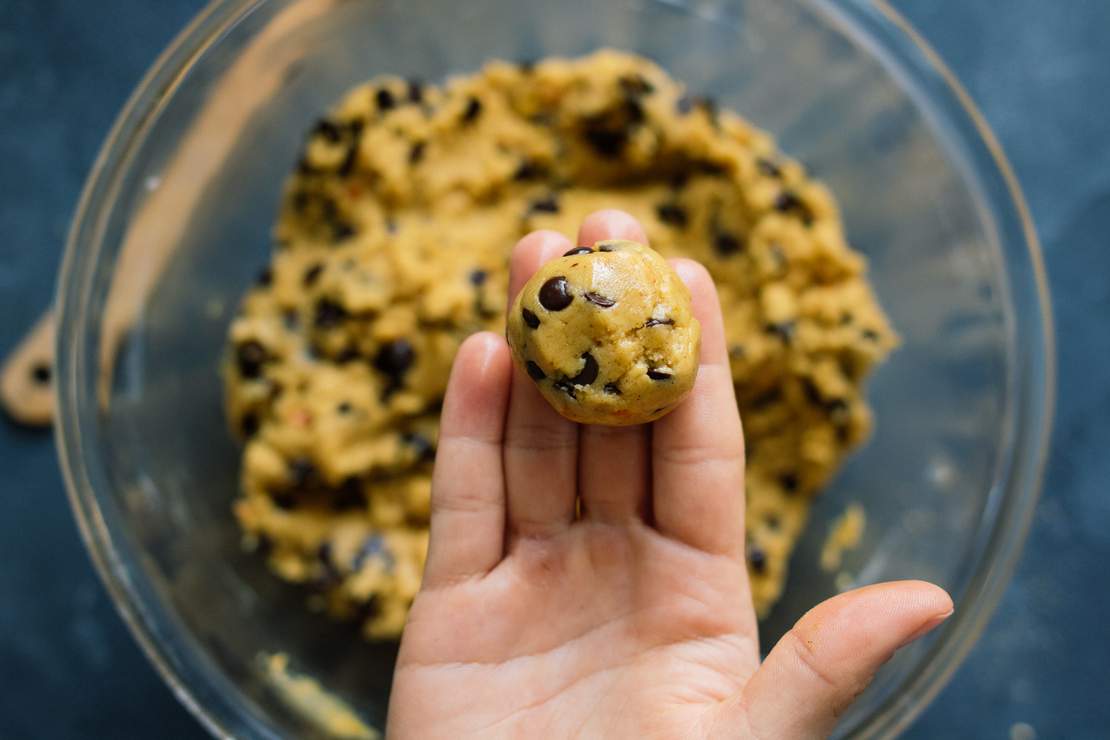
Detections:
54,0,1053,737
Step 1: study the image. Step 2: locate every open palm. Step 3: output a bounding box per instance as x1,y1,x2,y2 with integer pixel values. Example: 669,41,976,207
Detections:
388,211,951,739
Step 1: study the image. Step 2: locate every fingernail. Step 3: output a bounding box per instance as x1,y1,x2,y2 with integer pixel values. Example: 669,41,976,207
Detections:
670,259,702,287
898,609,954,650
469,332,500,375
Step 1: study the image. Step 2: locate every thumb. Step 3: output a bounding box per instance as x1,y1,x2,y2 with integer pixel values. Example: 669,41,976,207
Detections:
733,580,953,739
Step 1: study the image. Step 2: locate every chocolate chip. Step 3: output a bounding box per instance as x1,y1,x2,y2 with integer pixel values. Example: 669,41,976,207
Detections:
623,97,646,125
462,96,482,123
802,379,824,406
374,340,415,378
409,140,426,164
376,88,395,112
714,231,743,256
584,292,615,308
311,118,343,143
522,307,541,329
525,361,546,381
313,298,348,328
296,156,319,176
779,473,799,493
272,493,297,510
236,341,268,379
302,262,324,287
289,458,317,489
256,266,273,286
570,353,599,385
757,158,782,177
30,363,51,384
838,355,858,380
862,328,881,342
282,309,299,330
773,190,814,224
469,269,487,286
358,595,384,620
406,78,424,103
840,311,854,326
552,379,577,398
513,160,547,181
728,344,746,360
241,412,259,437
644,317,674,327
528,195,560,214
583,127,627,158
563,246,593,256
773,190,800,212
336,346,360,363
402,431,435,462
764,513,781,530
332,477,365,511
603,382,622,396
655,202,688,227
765,321,797,344
826,398,851,424
697,160,728,175
647,369,672,381
619,73,655,96
750,388,782,409
336,401,352,415
598,243,615,252
332,221,356,242
317,541,338,573
539,276,572,311
747,543,767,574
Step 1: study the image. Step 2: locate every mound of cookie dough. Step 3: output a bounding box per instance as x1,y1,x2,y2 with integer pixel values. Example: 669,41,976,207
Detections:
507,239,700,425
224,50,897,639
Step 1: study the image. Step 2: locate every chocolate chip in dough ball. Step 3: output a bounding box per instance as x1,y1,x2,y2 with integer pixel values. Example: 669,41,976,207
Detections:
538,276,573,311
506,239,700,425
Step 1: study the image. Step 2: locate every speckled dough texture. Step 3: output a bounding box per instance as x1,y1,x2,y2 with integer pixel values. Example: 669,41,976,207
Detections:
224,50,897,638
507,239,699,425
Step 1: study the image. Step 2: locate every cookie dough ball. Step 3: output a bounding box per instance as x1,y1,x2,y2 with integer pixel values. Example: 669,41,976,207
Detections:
507,239,700,425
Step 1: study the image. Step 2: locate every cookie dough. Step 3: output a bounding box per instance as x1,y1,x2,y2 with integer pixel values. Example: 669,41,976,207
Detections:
506,239,699,425
224,50,897,638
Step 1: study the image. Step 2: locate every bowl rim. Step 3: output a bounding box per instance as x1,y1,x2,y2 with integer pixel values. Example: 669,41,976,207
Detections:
53,0,1055,738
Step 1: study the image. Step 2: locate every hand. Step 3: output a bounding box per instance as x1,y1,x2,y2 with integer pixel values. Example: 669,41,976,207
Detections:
387,210,953,739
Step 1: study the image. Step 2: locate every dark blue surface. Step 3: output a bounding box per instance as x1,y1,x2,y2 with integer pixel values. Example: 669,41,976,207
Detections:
1,1,1106,736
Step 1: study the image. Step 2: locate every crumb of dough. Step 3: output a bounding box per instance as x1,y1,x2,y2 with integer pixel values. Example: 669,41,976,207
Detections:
258,652,379,739
820,502,866,572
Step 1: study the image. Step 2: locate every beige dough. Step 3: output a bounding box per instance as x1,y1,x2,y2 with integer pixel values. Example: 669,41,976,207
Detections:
224,50,897,638
506,239,699,425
